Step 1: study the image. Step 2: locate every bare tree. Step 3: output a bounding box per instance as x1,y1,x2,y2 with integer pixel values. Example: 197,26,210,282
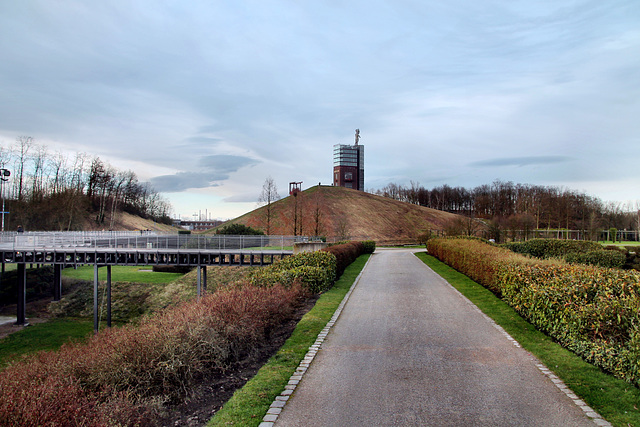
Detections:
311,187,324,237
12,136,32,201
30,143,48,200
258,176,280,235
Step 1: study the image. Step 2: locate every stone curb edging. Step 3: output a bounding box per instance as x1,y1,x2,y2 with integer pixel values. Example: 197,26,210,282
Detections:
437,255,612,427
258,255,374,426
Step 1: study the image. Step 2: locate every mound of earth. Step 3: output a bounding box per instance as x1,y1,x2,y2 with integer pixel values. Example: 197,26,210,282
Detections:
216,185,462,244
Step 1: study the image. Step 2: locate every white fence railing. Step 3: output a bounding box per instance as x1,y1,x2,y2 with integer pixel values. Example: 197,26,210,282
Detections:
0,231,304,251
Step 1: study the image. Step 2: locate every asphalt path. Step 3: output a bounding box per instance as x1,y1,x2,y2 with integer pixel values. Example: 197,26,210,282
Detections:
275,248,598,426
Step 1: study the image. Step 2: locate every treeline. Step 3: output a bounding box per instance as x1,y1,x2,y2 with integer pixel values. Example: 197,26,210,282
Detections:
0,136,171,231
374,180,638,233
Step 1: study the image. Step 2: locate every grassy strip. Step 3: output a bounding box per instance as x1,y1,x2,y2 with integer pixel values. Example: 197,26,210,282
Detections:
415,252,640,427
0,318,94,368
208,254,371,426
61,265,184,283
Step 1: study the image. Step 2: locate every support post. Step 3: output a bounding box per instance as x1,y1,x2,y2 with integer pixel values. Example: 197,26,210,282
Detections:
106,265,112,328
53,264,62,301
202,266,207,294
196,266,201,299
93,264,99,334
15,263,27,326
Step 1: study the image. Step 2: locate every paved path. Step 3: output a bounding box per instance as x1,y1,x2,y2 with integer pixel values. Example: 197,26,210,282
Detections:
275,248,600,426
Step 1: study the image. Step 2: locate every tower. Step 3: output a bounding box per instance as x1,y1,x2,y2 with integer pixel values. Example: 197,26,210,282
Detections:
333,129,364,191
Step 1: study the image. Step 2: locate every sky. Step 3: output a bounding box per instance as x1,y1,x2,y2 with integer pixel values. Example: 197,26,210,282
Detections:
1,1,638,220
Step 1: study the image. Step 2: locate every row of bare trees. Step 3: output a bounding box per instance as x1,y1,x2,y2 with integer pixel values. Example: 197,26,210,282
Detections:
0,136,171,231
374,180,639,237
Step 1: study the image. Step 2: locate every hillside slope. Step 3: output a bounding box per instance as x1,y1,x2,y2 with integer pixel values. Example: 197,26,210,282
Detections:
61,211,178,233
217,185,462,244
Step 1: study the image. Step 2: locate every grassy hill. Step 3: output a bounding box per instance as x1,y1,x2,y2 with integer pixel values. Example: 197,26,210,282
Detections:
213,185,462,244
55,211,178,233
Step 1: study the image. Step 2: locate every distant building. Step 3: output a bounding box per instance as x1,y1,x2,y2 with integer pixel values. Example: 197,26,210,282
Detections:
333,130,364,191
173,219,223,231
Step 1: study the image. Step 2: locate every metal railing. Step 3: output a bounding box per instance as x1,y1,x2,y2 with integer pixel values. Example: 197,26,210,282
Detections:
0,231,304,251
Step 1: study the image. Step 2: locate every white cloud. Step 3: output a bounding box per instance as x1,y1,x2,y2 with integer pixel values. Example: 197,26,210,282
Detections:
0,0,638,218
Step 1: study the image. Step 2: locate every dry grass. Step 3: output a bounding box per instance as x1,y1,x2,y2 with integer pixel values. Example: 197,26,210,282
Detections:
215,185,462,244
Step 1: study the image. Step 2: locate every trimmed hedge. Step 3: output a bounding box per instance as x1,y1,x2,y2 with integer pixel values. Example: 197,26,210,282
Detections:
323,241,366,279
362,240,376,254
565,249,626,269
502,238,601,259
428,237,640,387
249,251,337,293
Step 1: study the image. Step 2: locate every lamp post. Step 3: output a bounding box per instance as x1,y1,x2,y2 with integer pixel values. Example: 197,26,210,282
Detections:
0,168,10,232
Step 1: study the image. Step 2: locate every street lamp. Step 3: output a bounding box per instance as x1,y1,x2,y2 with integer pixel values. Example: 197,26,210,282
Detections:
0,169,10,232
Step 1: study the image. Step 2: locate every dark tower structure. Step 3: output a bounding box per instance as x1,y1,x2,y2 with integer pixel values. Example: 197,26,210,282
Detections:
333,129,364,191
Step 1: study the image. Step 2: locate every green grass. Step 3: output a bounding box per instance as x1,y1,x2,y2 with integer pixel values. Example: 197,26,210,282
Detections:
0,318,95,368
0,264,17,272
61,265,183,283
208,254,371,426
415,252,640,427
600,241,640,246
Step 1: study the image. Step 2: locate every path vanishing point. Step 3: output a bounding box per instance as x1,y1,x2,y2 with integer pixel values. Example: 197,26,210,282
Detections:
270,248,609,427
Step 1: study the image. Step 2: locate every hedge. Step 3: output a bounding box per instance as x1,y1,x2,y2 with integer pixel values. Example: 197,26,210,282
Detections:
248,241,374,293
565,249,626,269
249,250,337,293
428,237,640,387
502,238,602,259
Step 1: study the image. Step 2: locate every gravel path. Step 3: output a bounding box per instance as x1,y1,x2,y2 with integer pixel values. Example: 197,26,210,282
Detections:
271,248,605,426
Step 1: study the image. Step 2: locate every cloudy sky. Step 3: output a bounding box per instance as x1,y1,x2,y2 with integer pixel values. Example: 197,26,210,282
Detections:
1,1,638,219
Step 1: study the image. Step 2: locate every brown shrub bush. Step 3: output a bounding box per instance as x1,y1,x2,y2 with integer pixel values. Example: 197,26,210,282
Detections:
323,241,365,278
0,283,306,425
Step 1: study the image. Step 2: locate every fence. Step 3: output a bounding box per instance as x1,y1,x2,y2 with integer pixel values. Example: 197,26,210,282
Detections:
477,229,639,242
0,231,305,251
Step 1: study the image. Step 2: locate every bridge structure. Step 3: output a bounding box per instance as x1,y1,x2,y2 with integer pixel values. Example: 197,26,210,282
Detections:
1,231,299,331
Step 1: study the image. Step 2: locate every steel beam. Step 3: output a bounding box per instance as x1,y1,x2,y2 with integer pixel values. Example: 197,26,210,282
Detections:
197,266,202,298
202,266,207,294
15,263,27,326
53,264,62,301
106,265,112,328
93,264,99,334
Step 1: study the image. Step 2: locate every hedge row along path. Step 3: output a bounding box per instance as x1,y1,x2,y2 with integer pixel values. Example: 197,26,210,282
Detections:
274,248,605,426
